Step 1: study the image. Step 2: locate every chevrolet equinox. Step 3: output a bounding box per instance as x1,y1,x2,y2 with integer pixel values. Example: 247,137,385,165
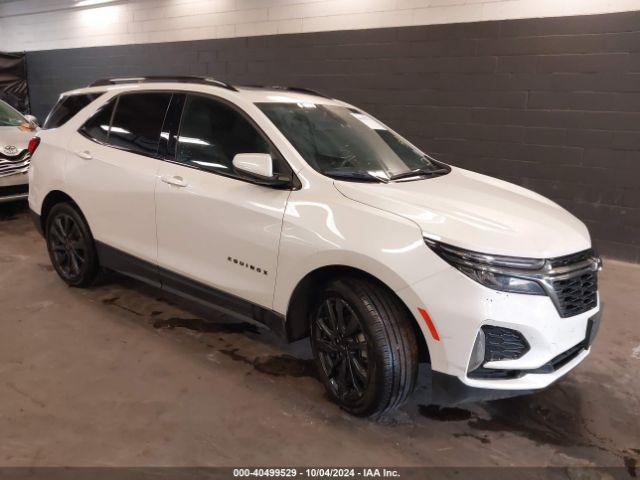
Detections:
28,77,602,417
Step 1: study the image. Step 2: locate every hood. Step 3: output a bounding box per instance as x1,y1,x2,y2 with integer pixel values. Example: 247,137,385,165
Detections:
0,126,32,157
334,167,591,259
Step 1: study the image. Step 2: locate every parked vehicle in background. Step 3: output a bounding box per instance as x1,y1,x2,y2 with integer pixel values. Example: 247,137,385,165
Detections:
28,77,602,417
0,99,38,203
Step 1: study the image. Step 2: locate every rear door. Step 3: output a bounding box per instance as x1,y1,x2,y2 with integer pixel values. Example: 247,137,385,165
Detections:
66,92,172,275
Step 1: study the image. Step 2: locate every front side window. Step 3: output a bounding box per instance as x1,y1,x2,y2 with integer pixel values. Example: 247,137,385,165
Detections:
176,95,278,177
257,102,448,182
108,92,172,156
44,93,101,129
0,100,26,127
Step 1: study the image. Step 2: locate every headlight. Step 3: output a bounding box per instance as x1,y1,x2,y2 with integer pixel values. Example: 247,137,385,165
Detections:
424,238,546,295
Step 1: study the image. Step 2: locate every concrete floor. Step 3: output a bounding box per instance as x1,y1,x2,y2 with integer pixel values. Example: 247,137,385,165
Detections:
0,201,638,470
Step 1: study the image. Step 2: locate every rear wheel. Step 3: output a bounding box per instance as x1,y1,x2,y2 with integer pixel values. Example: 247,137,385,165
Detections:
311,277,419,418
45,203,99,287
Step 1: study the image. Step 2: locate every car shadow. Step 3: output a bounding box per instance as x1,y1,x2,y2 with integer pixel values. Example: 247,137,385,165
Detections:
0,199,28,221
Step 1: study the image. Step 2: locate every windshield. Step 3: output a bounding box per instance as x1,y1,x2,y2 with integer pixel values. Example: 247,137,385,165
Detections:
0,101,26,127
257,102,448,182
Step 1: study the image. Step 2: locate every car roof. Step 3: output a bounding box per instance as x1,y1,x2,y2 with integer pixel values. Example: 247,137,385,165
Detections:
60,77,347,106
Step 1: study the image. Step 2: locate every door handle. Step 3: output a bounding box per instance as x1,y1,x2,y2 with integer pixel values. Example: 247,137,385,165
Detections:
161,175,188,188
76,150,92,160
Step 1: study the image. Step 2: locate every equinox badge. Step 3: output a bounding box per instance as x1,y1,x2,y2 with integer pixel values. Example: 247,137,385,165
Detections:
227,256,268,276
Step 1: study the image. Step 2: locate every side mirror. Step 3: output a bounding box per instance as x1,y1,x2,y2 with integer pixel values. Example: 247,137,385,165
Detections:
232,153,290,187
24,115,39,128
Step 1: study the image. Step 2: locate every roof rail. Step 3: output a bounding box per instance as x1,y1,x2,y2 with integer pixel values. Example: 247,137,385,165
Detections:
247,85,331,99
88,76,238,91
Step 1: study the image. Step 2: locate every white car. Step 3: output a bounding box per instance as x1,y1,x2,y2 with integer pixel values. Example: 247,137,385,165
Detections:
28,77,601,417
0,99,39,203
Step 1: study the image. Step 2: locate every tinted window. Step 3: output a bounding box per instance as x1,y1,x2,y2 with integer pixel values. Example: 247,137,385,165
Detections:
176,95,276,177
79,98,115,144
108,93,172,157
44,93,101,129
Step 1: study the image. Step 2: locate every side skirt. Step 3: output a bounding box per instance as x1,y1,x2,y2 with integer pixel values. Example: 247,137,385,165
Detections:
95,242,288,339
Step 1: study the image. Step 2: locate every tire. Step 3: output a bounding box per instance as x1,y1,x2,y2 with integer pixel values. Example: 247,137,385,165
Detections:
45,202,100,287
310,277,419,418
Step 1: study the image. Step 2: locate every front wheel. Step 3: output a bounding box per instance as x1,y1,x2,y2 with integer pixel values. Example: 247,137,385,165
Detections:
311,277,419,418
45,202,99,287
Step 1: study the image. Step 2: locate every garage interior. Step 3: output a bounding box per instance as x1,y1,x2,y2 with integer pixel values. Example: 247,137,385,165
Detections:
1,0,639,475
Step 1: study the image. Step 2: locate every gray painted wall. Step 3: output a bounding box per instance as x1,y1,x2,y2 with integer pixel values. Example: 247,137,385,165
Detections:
26,11,640,262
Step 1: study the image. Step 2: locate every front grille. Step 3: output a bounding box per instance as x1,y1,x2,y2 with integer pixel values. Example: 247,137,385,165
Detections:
0,150,30,178
549,249,594,268
482,325,530,362
549,270,598,318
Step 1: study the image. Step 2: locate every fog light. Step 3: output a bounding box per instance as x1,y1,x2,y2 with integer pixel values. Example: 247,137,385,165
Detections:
468,329,486,372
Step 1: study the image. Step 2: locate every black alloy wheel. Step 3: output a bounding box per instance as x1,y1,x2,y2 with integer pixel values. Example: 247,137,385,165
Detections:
313,296,370,402
45,203,99,287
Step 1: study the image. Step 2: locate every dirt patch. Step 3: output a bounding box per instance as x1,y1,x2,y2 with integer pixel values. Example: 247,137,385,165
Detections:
219,348,254,366
453,432,491,444
102,296,144,316
469,392,589,447
254,355,317,379
624,456,637,477
419,404,473,422
219,349,317,379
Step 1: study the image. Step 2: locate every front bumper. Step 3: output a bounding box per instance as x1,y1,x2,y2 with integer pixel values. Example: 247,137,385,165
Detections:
0,171,29,203
398,264,601,393
429,371,536,406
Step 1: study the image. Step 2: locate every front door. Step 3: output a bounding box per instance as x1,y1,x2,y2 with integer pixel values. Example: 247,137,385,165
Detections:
155,94,292,310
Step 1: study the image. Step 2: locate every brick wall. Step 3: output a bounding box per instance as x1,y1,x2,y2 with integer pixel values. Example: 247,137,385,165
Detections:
26,11,640,261
3,0,640,52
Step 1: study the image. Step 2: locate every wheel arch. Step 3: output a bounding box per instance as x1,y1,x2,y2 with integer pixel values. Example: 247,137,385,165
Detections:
285,264,430,363
39,190,80,232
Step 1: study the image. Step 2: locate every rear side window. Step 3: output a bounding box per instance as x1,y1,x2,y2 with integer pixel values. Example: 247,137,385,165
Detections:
44,93,101,129
176,95,273,177
79,98,115,144
108,93,172,156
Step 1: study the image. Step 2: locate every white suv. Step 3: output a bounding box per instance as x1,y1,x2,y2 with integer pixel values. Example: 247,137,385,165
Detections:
29,77,602,417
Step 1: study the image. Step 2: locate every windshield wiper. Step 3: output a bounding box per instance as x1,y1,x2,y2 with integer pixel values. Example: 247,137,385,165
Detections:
323,170,389,183
388,167,450,181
